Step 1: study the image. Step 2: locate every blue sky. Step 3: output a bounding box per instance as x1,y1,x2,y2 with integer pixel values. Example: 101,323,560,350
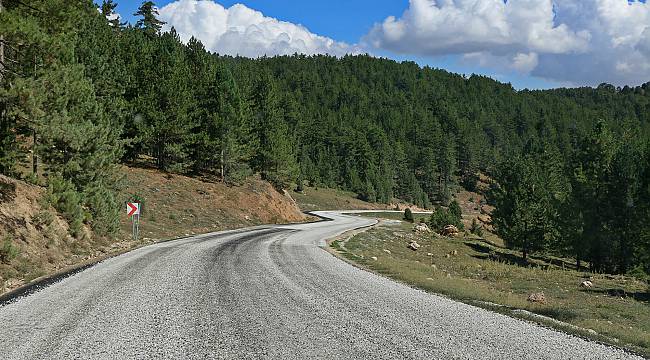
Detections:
109,1,650,90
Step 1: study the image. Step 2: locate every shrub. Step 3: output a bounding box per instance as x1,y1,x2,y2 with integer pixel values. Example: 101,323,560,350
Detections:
0,181,16,203
449,200,462,219
461,172,480,192
46,177,84,238
627,265,649,281
403,208,414,222
0,236,19,263
429,205,464,232
470,218,483,236
32,210,54,228
85,183,120,236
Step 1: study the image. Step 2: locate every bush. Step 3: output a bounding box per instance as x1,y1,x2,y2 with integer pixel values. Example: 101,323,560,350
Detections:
449,200,462,219
627,265,649,281
32,210,54,228
0,236,19,263
0,181,16,203
85,183,120,236
357,180,377,203
403,208,414,222
470,218,483,236
461,172,480,192
46,177,85,238
429,205,464,232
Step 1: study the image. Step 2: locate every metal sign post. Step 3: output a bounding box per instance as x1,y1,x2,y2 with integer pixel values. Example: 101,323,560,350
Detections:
127,202,141,241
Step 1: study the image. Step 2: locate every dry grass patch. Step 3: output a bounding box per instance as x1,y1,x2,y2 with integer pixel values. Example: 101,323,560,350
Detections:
334,216,650,357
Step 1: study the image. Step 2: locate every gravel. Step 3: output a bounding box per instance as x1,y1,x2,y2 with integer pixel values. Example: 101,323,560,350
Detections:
0,211,641,359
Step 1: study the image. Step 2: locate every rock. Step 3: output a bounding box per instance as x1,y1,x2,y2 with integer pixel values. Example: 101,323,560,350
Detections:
478,215,491,224
527,292,547,304
451,250,458,256
414,223,432,233
383,249,391,254
371,256,378,261
426,277,434,281
441,225,460,237
586,329,598,336
445,254,451,258
408,241,421,251
431,264,437,270
427,253,434,256
580,280,593,288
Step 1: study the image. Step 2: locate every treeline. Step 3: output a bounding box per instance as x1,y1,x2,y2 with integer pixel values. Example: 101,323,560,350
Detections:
490,122,650,274
0,1,649,274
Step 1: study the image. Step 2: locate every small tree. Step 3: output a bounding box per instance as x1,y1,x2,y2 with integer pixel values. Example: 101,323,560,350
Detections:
449,200,462,220
403,208,414,222
470,218,483,236
134,1,166,37
429,205,464,233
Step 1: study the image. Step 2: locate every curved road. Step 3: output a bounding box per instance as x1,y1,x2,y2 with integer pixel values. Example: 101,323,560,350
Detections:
0,212,640,359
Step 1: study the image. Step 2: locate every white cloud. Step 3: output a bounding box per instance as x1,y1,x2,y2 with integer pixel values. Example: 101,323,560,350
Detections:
97,7,121,23
366,0,650,86
107,12,120,22
158,0,360,57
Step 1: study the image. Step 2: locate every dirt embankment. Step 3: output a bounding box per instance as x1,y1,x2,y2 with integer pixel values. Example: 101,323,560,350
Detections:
0,175,99,293
0,167,309,295
119,166,308,240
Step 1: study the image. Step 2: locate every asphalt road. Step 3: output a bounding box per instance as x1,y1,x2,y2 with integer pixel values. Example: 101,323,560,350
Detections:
0,211,641,359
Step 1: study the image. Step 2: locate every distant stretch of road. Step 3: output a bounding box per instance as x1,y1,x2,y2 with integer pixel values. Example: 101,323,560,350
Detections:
0,211,640,359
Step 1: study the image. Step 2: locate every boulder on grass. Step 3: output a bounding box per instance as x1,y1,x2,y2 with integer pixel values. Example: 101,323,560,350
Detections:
408,241,421,251
580,280,593,288
527,292,547,304
441,225,460,237
414,223,432,233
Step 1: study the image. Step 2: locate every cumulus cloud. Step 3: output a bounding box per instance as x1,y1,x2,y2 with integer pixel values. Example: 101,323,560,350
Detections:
366,0,650,86
97,7,121,23
158,0,360,57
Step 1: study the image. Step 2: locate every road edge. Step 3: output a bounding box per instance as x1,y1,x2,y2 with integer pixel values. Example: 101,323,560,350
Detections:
0,212,328,305
324,216,649,360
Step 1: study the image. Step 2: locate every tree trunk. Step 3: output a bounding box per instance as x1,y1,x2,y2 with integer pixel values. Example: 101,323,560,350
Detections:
32,129,38,176
220,148,225,182
0,0,4,83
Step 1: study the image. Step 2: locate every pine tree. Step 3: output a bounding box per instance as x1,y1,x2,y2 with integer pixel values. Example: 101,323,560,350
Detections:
101,0,124,29
570,120,616,271
403,208,414,222
251,73,298,189
135,28,194,172
134,1,165,37
491,155,556,261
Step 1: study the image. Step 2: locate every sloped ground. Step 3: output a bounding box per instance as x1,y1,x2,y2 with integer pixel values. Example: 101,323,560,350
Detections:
334,217,650,356
291,185,427,212
0,175,103,293
119,166,308,241
0,167,309,295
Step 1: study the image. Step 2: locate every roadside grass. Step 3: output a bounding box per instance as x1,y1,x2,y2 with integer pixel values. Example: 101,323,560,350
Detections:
357,211,430,224
291,186,391,212
333,216,650,357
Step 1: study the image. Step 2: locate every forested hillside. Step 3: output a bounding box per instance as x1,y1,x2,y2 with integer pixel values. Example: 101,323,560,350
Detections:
1,1,649,276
